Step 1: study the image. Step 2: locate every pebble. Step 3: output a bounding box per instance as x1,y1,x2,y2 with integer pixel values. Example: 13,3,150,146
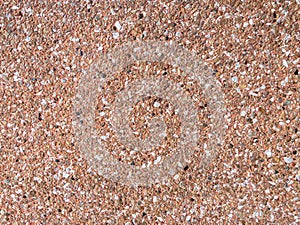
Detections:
153,102,160,108
114,21,122,31
284,157,293,164
264,150,272,158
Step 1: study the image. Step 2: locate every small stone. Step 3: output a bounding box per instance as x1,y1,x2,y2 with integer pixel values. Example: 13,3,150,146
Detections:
265,149,272,158
114,21,122,31
240,110,246,117
138,13,144,19
153,102,160,108
154,156,161,164
112,32,119,39
186,215,191,221
153,196,157,203
175,32,181,37
231,76,238,83
284,157,293,164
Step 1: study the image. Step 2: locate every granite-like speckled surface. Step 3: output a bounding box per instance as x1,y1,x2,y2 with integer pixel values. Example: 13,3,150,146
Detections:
1,1,299,224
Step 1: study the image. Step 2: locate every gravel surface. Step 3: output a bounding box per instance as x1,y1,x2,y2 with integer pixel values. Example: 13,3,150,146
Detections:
0,0,299,224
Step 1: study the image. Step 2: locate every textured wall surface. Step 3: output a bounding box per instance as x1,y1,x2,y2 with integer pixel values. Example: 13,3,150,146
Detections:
0,0,299,224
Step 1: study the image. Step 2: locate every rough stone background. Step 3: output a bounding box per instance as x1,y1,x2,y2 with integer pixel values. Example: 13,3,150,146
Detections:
0,0,299,224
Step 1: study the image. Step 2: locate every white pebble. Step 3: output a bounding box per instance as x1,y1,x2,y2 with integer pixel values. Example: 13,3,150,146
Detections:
114,21,122,31
284,157,293,164
62,171,70,178
154,156,161,164
186,215,191,221
112,32,119,39
264,149,272,158
231,76,238,83
240,110,246,117
97,44,103,51
153,102,160,107
260,84,266,90
157,217,163,222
